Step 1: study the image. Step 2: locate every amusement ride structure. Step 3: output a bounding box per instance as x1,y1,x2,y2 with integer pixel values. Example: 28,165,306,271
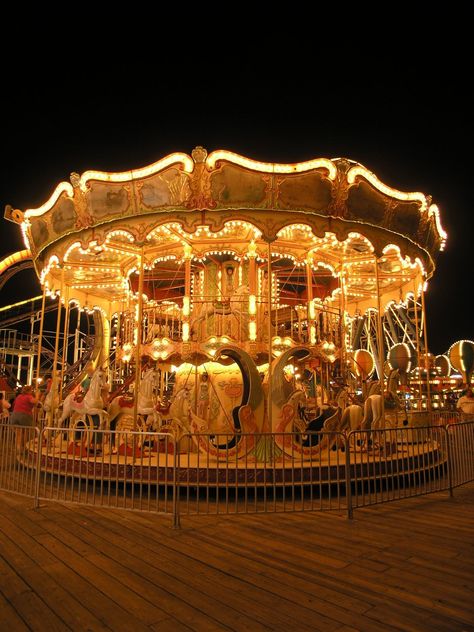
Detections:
2,147,468,485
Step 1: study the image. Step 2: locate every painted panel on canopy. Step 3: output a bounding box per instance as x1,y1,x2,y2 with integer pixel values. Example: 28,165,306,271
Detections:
347,181,387,225
278,172,332,212
51,198,77,235
390,201,420,236
31,219,49,250
138,167,191,210
210,165,267,207
87,182,131,219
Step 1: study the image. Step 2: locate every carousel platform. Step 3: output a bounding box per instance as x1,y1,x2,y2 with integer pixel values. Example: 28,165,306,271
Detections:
23,434,446,488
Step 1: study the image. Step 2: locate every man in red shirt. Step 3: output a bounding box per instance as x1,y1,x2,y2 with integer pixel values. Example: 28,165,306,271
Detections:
10,385,40,450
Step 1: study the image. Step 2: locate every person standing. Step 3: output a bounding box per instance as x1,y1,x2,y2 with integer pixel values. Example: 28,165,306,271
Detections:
456,387,474,417
10,385,40,449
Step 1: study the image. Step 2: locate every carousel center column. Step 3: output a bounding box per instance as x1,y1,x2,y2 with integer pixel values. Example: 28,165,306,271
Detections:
182,243,193,344
306,252,316,345
247,240,257,342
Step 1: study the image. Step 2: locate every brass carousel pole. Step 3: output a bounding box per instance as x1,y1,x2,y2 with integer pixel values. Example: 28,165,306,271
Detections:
374,256,385,422
248,241,257,342
194,364,198,414
59,286,70,401
34,283,47,396
413,277,422,406
49,269,64,424
306,253,315,344
267,240,273,431
132,248,145,431
420,275,432,412
182,244,196,411
339,266,346,385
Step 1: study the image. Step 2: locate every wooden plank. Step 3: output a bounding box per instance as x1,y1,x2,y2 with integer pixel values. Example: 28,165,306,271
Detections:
183,528,438,631
0,551,31,600
0,535,111,631
60,505,400,632
43,504,323,632
73,498,440,632
32,509,253,632
0,512,152,631
149,617,194,631
368,549,474,588
173,517,474,629
33,532,172,628
364,603,470,632
68,502,375,619
0,552,67,632
7,591,67,632
1,482,474,632
0,592,30,632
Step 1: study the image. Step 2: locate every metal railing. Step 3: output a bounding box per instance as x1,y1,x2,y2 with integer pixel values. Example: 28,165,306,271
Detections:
0,424,39,498
1,421,473,524
347,426,450,513
176,431,348,516
430,410,461,425
447,421,474,488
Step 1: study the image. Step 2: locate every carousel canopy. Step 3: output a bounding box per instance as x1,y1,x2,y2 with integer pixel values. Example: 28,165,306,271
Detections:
5,148,446,314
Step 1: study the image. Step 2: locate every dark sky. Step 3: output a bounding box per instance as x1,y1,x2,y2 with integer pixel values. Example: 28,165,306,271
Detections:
1,44,472,354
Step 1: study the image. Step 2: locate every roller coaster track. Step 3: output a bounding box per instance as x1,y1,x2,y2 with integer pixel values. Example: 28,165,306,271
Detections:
0,250,33,289
0,260,34,290
0,297,57,329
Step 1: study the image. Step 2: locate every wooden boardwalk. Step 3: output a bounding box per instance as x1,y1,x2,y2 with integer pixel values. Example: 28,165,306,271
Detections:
1,486,474,631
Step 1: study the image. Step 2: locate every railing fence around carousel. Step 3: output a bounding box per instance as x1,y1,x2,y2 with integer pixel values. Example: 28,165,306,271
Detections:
1,419,474,524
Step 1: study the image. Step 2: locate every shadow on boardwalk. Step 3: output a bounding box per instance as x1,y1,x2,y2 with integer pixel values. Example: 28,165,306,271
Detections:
1,484,474,631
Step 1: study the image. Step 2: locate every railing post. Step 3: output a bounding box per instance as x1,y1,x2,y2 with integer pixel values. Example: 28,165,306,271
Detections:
33,427,44,509
344,432,353,519
445,424,454,498
172,438,181,529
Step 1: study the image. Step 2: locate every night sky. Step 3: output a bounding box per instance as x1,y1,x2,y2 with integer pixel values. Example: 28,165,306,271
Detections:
1,45,472,354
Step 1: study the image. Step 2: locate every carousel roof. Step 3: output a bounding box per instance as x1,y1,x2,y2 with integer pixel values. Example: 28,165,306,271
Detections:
4,148,446,312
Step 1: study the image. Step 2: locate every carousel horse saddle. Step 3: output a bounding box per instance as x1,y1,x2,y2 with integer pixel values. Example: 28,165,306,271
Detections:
118,396,134,408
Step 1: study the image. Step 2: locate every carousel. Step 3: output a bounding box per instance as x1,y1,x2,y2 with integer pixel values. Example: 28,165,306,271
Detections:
2,147,450,484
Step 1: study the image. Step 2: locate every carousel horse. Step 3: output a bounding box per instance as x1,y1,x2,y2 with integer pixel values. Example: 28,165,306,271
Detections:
353,369,406,450
57,368,109,429
108,367,161,430
168,386,192,422
366,369,405,428
340,404,364,433
157,386,192,442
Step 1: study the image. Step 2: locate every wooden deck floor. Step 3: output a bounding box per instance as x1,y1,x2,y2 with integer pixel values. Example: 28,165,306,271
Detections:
1,486,474,631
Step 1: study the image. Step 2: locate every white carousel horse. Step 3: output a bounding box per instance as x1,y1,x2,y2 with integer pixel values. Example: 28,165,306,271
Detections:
158,386,192,441
57,369,109,428
340,404,364,432
108,367,161,429
168,386,191,421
